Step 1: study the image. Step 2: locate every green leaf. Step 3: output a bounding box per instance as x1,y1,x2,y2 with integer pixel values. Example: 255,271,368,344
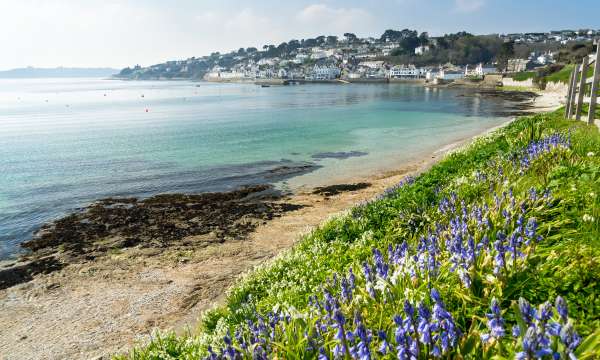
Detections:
575,329,600,359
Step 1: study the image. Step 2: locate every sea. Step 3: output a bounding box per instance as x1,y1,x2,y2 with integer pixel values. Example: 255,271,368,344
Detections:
0,78,519,258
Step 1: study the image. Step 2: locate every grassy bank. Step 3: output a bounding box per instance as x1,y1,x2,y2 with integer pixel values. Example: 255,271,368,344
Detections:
119,110,600,359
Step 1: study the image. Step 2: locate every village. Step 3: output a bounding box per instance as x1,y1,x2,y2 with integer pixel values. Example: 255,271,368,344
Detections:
118,29,600,85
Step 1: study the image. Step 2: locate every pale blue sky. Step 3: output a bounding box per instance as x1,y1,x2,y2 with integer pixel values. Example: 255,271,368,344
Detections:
1,0,598,70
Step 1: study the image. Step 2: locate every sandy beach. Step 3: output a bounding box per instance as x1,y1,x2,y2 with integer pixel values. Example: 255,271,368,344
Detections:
0,89,564,360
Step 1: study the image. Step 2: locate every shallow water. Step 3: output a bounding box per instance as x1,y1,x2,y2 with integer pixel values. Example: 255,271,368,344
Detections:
0,78,517,258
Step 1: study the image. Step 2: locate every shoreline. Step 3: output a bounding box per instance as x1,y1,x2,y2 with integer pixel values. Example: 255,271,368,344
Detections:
0,90,563,360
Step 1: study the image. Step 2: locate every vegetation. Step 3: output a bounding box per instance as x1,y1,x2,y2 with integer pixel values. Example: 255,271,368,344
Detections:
511,71,536,82
118,110,600,359
385,32,506,67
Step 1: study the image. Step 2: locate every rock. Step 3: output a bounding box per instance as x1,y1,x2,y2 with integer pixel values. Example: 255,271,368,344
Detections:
313,183,371,197
8,185,304,289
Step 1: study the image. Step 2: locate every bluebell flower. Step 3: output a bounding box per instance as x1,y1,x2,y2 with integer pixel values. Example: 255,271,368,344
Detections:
318,347,329,360
512,325,521,337
518,298,536,325
378,330,390,354
417,302,433,345
555,296,568,322
333,343,345,359
487,298,505,338
205,346,218,360
348,267,356,289
559,322,581,354
536,301,553,323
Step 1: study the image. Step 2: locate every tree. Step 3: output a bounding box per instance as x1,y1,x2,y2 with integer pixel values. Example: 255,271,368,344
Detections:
496,41,515,71
246,47,258,53
344,33,357,42
326,35,338,45
380,29,417,42
419,32,429,46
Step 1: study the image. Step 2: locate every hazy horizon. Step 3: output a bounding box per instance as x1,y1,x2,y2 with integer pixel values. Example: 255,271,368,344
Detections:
1,0,599,71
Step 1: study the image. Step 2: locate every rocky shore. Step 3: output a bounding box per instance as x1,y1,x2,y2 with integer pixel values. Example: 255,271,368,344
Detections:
1,185,302,290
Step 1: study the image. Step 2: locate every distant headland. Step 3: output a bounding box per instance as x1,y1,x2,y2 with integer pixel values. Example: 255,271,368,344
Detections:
0,66,119,78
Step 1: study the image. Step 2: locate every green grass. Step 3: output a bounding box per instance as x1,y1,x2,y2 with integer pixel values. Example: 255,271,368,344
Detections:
511,71,536,82
499,85,540,93
546,64,595,84
117,110,600,359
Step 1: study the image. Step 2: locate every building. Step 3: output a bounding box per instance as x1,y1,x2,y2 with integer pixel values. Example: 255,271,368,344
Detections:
311,65,341,80
358,61,385,69
415,45,430,55
465,63,484,77
507,59,530,73
536,52,554,65
388,65,426,79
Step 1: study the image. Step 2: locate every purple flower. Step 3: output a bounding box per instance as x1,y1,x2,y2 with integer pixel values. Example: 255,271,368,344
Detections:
512,325,521,337
555,296,568,321
318,347,329,360
518,298,536,325
378,330,390,354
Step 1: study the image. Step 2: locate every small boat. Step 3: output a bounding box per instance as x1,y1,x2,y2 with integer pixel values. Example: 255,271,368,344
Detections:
261,84,270,88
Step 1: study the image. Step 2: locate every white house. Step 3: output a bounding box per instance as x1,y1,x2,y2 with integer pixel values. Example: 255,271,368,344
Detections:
311,65,341,80
257,58,277,66
536,52,554,65
358,61,385,69
415,45,430,55
311,51,329,60
465,63,484,77
388,65,426,79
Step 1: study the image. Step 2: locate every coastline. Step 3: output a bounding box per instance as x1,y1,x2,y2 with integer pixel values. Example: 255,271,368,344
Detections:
0,90,563,360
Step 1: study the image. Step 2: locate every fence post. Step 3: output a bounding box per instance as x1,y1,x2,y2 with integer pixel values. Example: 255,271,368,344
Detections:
575,57,589,121
565,69,575,118
567,64,580,119
588,45,600,125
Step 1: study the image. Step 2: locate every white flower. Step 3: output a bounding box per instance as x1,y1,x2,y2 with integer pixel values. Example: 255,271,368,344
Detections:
583,214,595,222
587,152,595,157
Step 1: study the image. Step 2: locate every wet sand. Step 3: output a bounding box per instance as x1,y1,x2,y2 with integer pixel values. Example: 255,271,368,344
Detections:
0,91,564,360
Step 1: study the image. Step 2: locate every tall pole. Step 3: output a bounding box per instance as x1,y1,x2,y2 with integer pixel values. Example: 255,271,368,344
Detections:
588,43,600,125
575,56,589,121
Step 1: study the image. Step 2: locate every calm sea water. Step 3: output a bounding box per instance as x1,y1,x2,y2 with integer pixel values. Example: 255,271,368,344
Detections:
0,78,516,258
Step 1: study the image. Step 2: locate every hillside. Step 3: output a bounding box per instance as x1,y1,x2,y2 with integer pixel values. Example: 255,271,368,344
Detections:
119,110,600,359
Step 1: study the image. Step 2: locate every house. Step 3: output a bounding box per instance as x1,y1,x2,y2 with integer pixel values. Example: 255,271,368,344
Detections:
507,59,530,73
311,65,340,80
388,64,426,79
358,61,385,69
415,45,430,55
536,52,554,65
465,63,484,77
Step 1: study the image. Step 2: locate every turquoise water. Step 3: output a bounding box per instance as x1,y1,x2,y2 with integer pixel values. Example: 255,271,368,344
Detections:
0,78,516,258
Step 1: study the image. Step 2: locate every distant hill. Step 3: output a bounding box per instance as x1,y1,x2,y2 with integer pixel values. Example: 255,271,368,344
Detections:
0,67,119,78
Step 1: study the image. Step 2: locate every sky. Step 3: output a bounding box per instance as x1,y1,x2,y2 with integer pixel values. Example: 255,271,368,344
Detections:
0,0,599,71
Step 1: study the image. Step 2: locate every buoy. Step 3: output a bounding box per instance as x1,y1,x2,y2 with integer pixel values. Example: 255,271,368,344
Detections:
145,109,148,112
141,94,145,98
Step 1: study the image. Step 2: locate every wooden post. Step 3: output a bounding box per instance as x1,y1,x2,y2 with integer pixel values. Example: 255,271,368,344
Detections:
588,45,600,125
575,57,589,121
565,69,575,118
567,64,580,119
